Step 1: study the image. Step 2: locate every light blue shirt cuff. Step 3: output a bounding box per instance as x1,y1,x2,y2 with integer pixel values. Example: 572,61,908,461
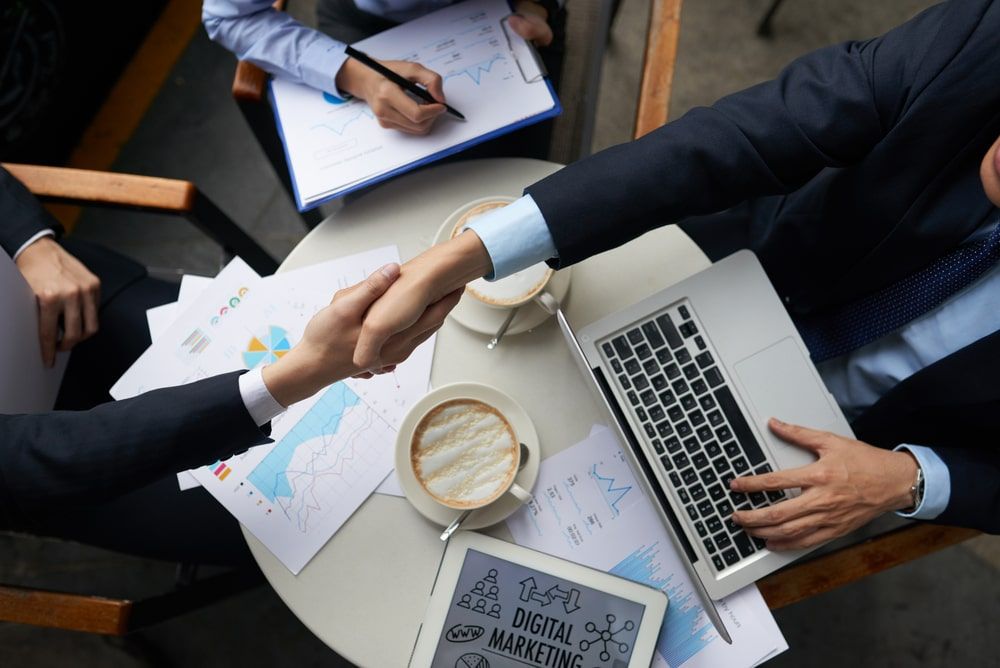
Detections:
893,444,950,520
464,195,558,280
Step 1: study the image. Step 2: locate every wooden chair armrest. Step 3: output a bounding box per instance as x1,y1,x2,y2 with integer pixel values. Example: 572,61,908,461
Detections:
2,163,196,214
0,584,131,636
634,0,684,139
758,523,980,610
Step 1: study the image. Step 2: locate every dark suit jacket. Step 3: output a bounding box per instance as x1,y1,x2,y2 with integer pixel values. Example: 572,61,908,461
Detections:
1,168,271,529
526,0,1000,532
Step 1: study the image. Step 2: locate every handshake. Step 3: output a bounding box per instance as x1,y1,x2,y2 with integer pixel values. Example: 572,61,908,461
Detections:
261,230,494,408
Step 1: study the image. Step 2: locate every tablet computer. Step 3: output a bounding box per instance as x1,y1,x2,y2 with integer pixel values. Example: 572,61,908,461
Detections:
409,532,668,667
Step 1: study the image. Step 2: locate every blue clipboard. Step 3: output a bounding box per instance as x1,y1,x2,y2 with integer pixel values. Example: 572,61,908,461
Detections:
269,7,562,212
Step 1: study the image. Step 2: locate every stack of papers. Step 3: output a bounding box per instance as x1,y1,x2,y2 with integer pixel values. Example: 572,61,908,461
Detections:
115,247,434,574
506,426,788,667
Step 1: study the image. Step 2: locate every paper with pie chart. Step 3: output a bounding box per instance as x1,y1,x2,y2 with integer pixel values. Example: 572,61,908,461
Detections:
270,0,560,210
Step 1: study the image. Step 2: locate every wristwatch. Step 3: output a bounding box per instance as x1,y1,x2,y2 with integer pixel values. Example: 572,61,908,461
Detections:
907,464,925,513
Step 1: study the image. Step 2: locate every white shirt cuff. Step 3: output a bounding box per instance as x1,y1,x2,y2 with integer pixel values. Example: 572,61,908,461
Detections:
238,366,286,427
465,194,558,280
12,230,55,261
893,444,950,520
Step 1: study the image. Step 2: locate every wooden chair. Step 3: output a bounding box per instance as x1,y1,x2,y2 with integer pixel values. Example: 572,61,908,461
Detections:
634,0,982,610
2,163,279,276
0,163,272,635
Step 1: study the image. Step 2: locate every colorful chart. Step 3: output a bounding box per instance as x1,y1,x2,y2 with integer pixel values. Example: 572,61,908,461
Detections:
243,326,292,368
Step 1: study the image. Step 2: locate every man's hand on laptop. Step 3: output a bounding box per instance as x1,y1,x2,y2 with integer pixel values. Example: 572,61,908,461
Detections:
729,418,919,550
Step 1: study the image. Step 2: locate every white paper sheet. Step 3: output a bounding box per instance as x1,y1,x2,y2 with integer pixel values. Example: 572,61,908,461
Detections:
0,252,69,413
507,427,788,667
271,0,559,208
120,248,435,573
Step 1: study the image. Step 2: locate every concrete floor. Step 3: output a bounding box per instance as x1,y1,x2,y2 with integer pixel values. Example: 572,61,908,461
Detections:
3,0,999,665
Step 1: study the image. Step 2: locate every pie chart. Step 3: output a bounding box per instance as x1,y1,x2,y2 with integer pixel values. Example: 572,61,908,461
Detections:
243,326,292,369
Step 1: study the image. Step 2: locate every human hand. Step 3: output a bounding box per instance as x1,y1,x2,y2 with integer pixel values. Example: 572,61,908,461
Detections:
15,237,101,367
353,230,493,369
510,0,554,47
262,263,460,407
730,418,918,551
335,58,447,135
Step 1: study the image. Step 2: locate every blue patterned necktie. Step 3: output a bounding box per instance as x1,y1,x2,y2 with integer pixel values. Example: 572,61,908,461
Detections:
796,219,1000,363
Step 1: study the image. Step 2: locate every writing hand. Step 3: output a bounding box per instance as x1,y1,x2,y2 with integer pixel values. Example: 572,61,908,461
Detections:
353,231,493,369
510,1,554,47
262,263,460,407
335,58,446,135
730,418,917,551
15,237,101,368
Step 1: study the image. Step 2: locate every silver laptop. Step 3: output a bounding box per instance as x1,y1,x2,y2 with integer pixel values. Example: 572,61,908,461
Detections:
558,250,852,605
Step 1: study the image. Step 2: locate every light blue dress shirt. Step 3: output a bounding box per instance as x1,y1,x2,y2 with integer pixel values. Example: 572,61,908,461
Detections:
468,196,1000,521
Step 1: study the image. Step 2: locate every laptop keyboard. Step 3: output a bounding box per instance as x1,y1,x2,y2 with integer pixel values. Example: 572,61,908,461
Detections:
598,300,786,572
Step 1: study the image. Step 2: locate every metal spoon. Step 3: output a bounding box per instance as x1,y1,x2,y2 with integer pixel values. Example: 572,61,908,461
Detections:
487,307,519,350
440,443,530,542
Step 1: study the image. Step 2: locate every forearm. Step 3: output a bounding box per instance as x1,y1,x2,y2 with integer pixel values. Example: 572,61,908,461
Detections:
0,167,63,258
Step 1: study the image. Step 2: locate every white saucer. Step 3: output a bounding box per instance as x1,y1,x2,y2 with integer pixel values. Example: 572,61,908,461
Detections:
395,382,540,530
435,198,571,337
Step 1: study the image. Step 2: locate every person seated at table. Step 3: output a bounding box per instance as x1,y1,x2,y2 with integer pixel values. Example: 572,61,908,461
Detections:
201,0,564,157
0,166,457,566
347,0,1000,546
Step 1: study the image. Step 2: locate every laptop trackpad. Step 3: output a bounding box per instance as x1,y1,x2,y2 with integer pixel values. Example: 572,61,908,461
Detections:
734,338,840,469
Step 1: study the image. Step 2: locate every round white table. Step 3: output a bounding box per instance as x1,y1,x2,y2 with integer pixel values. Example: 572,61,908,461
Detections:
242,158,710,666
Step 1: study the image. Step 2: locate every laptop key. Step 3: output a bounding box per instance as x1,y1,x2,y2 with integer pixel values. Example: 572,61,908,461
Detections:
731,490,748,505
694,521,707,537
676,348,692,364
659,390,677,406
749,491,767,507
627,328,644,344
691,379,708,395
721,472,736,489
699,395,716,410
678,488,690,504
705,367,725,388
627,391,640,406
657,421,674,438
669,472,682,487
625,359,640,375
702,538,717,554
636,343,652,360
716,425,733,442
681,469,698,486
665,364,681,380
696,425,714,442
722,548,740,566
752,536,767,551
642,321,665,348
612,336,632,359
679,321,698,338
651,375,668,391
611,359,623,374
706,516,723,534
656,348,673,364
665,437,682,454
707,410,724,426
683,363,699,380
659,454,673,471
717,500,734,517
712,456,729,473
648,406,665,422
683,437,700,454
709,484,726,501
636,407,648,422
602,342,616,358
732,456,750,474
641,390,656,406
723,441,741,458
689,410,706,426
725,518,740,534
676,421,693,438
695,335,706,350
672,452,690,469
767,490,786,503
680,394,697,411
686,505,699,521
692,452,709,469
655,313,684,349
712,555,725,571
705,441,722,458
652,438,664,454
667,406,684,421
700,469,715,485
735,532,756,558
678,305,690,319
633,375,649,391
698,500,714,518
643,359,659,375
714,533,732,550
690,484,706,501
644,423,656,439
714,386,767,465
755,463,772,475
696,351,714,369
618,374,632,390
672,379,689,395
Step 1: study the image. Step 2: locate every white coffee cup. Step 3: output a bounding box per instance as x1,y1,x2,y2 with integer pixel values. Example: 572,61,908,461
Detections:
410,398,532,511
451,200,560,315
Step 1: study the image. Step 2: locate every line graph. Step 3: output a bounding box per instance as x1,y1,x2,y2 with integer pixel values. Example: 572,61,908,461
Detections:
590,463,634,517
310,105,375,137
444,53,507,85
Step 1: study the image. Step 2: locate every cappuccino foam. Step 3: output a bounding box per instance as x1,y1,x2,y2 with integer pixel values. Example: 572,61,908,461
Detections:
411,399,517,508
452,201,553,306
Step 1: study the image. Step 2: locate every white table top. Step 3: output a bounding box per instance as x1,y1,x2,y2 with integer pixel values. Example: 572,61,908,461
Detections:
243,157,709,666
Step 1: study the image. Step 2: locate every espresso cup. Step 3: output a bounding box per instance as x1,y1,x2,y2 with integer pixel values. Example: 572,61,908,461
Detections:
451,201,560,315
410,398,532,511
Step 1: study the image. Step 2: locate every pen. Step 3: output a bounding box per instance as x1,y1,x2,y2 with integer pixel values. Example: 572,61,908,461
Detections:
344,46,466,121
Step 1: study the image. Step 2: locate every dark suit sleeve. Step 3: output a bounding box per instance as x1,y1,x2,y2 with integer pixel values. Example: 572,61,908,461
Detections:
526,0,968,267
930,447,1000,533
0,166,64,258
0,371,272,525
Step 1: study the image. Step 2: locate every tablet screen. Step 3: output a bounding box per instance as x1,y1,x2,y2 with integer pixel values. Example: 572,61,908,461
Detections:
431,549,646,668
